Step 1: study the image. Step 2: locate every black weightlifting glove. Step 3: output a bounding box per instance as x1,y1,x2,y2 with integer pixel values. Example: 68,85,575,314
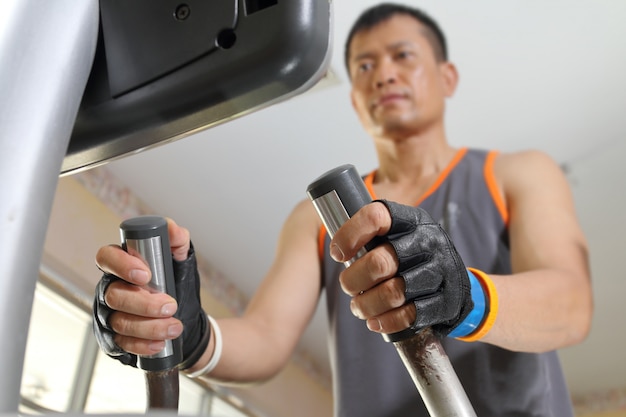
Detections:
375,200,473,341
93,273,136,366
92,243,210,370
174,244,210,370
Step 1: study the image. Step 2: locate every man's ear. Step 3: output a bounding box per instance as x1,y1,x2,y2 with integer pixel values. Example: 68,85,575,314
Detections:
440,61,459,97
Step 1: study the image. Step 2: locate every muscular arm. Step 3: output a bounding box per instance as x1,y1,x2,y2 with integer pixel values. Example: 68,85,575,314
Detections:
186,199,323,383
482,150,593,352
329,150,593,354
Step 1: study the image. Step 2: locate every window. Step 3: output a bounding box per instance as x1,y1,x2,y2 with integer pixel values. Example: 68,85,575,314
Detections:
21,283,90,413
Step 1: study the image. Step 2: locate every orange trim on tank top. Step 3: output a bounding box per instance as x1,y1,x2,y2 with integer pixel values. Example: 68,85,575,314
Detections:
483,151,509,225
318,223,327,261
363,147,468,206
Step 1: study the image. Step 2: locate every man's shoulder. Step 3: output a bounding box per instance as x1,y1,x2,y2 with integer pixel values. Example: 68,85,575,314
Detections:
493,149,565,193
284,198,323,231
494,149,559,173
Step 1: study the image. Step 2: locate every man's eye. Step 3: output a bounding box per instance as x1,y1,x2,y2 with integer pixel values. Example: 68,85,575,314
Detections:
358,62,373,73
397,51,410,59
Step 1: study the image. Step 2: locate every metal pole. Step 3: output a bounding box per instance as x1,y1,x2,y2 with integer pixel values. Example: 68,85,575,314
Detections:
0,0,98,411
394,329,476,417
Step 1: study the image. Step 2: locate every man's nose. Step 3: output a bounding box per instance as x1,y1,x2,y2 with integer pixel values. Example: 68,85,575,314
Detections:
374,59,397,88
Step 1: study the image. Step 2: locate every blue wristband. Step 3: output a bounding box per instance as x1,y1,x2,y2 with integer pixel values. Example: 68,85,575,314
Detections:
448,269,487,338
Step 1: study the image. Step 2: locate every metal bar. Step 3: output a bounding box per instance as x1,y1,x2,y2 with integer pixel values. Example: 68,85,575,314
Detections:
145,369,180,411
394,329,476,417
0,0,98,411
68,332,100,412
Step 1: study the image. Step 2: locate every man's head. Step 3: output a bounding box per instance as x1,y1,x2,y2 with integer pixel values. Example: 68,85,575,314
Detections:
345,4,458,140
344,3,448,75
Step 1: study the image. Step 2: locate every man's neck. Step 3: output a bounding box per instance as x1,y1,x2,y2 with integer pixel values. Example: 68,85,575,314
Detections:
373,125,456,183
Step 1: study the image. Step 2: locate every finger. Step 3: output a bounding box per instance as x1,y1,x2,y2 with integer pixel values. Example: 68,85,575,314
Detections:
366,303,416,334
349,277,406,319
109,312,183,341
413,293,450,330
166,218,191,261
95,244,151,285
339,243,398,296
105,280,178,318
114,334,167,356
330,201,391,262
402,264,443,300
111,315,183,357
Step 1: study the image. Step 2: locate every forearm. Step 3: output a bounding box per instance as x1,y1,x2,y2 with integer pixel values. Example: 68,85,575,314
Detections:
184,200,322,384
185,316,294,385
481,268,592,352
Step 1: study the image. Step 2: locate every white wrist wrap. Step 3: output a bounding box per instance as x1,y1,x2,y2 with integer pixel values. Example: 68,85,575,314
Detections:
187,315,223,378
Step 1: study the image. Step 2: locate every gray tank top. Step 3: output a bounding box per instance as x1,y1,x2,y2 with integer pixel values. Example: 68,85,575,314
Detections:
320,148,573,417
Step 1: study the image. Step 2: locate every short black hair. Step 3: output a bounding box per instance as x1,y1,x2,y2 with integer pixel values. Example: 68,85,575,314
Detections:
344,3,448,75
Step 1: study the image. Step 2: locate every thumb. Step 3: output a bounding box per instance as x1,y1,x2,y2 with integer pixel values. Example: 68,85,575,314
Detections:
167,218,191,261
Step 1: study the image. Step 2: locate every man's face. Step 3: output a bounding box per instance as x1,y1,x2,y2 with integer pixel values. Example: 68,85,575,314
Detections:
348,14,455,139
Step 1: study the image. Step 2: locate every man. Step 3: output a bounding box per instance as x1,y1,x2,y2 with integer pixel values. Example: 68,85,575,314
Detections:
93,4,593,416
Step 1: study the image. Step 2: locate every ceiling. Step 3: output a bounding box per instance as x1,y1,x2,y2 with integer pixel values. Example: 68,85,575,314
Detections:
99,0,626,400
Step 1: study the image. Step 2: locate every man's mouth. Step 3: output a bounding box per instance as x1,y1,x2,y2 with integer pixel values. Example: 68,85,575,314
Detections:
372,92,407,109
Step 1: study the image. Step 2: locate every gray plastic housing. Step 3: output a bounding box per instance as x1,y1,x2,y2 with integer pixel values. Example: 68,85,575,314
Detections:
307,164,372,218
62,0,332,175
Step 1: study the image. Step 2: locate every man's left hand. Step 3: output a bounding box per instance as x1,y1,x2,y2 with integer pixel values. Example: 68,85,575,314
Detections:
330,200,473,340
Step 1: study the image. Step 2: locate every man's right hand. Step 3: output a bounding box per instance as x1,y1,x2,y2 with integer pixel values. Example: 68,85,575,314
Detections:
92,219,210,370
